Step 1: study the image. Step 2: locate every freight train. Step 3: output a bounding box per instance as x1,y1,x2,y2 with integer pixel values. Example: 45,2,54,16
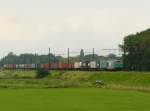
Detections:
3,59,124,70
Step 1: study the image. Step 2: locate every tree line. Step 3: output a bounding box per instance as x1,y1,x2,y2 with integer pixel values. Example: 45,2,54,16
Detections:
120,28,150,71
0,51,119,67
0,52,59,66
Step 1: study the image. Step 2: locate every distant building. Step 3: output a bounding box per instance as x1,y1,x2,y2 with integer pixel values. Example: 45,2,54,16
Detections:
80,49,84,59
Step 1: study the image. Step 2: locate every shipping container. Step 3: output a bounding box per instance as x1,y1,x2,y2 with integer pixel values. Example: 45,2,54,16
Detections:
100,59,108,69
8,64,16,69
74,62,82,68
90,61,97,68
59,63,63,69
51,63,59,69
3,64,7,68
16,64,19,69
31,64,37,69
44,63,50,69
107,60,116,69
19,64,25,69
82,61,90,68
28,64,32,69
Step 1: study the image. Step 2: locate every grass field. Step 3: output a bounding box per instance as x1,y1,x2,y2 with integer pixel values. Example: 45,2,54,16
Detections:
0,88,150,111
0,70,150,111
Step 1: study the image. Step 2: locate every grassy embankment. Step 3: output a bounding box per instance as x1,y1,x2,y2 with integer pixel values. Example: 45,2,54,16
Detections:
0,70,150,91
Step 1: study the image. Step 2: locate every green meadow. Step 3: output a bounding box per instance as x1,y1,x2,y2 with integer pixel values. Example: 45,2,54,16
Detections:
0,70,150,111
0,88,150,111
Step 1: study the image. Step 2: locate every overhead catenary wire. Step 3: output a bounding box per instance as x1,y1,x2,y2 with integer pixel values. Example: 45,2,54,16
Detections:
48,48,122,58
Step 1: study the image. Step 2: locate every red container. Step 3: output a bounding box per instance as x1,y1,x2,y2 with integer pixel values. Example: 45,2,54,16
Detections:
43,63,49,69
26,64,33,69
63,63,69,69
60,63,74,69
41,64,44,68
13,64,16,69
42,63,73,69
8,64,16,69
59,63,63,69
40,63,51,69
51,63,59,69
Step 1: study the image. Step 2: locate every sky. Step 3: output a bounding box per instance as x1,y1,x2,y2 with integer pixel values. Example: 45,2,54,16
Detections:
0,0,150,57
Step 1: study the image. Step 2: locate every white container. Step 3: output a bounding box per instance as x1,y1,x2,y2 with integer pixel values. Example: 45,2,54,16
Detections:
19,64,25,68
74,62,82,68
107,60,116,69
3,64,7,68
31,64,36,68
16,64,19,68
90,61,97,68
100,59,107,69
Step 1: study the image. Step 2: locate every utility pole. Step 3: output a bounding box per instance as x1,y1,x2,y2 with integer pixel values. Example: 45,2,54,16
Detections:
92,48,95,60
68,48,70,65
49,48,51,69
35,53,38,69
123,46,126,70
23,54,26,70
54,53,56,63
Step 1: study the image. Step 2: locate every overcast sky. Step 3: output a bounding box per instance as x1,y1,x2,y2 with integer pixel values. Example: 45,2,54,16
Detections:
0,0,150,57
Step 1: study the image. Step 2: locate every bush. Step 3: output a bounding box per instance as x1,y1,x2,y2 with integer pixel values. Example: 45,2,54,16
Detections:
36,68,50,78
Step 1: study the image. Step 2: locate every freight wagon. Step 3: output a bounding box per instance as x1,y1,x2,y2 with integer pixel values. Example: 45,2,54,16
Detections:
3,60,123,71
